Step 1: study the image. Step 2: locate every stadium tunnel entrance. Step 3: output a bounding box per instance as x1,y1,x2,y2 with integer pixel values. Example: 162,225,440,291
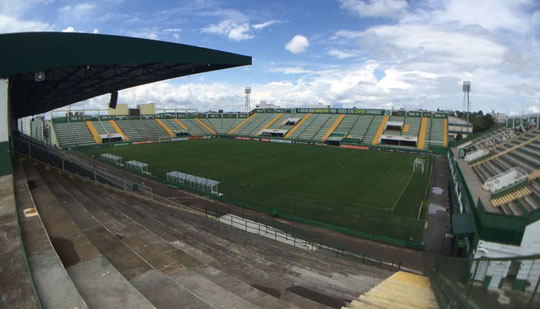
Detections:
0,32,251,176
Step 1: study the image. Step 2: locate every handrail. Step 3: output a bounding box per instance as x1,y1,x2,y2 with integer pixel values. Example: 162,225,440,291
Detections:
13,134,153,199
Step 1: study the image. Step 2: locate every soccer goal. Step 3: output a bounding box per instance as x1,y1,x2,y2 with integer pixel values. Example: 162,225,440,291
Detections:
413,158,426,174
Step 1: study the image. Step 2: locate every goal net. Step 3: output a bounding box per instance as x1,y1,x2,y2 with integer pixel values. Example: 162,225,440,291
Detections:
413,158,426,174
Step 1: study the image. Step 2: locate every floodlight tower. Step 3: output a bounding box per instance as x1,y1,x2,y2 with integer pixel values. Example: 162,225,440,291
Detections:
463,81,471,123
244,86,251,113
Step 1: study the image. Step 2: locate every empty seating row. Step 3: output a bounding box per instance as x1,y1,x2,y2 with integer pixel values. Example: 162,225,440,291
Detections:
312,114,341,141
268,113,296,130
178,118,209,136
294,114,334,140
334,114,359,135
115,119,170,141
234,113,275,136
403,117,421,137
362,116,383,144
91,121,115,135
428,118,445,147
53,122,95,147
203,118,244,134
472,129,540,216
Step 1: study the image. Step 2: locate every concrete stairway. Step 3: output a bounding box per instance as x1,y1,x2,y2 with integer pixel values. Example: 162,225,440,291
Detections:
343,271,438,309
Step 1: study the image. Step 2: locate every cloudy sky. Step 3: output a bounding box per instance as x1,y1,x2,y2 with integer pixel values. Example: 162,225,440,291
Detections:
2,0,540,115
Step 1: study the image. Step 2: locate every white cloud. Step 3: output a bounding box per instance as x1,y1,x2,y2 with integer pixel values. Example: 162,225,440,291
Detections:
404,0,535,33
252,20,279,29
0,15,52,33
327,48,359,59
202,19,278,41
365,24,507,66
62,26,76,32
93,28,99,34
202,20,253,41
269,67,317,74
59,3,96,22
285,35,309,54
339,0,408,18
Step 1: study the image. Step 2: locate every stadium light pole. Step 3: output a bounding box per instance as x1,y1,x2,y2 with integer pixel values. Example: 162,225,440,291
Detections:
536,98,540,129
245,87,251,113
463,81,470,123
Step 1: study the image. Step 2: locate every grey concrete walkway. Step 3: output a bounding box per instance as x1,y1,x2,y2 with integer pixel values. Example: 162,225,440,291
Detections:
423,155,452,255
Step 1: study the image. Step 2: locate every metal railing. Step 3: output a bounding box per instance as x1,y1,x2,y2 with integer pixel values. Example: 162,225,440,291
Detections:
13,134,153,199
204,207,405,272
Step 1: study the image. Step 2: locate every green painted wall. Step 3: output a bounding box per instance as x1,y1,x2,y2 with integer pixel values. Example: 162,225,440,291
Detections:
0,141,11,175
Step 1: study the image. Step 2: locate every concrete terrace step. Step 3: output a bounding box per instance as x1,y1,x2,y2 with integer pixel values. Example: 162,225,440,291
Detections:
63,173,323,308
13,160,88,309
53,171,293,309
38,168,213,309
65,172,341,308
21,160,154,309
96,184,389,305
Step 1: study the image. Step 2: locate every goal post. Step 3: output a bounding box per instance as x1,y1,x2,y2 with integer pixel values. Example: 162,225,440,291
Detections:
413,158,426,174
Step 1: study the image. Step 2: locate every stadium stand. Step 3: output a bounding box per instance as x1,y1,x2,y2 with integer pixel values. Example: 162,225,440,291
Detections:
417,117,429,150
155,119,175,137
296,114,336,140
372,115,389,145
428,118,445,147
334,114,359,136
196,118,217,135
109,120,130,141
163,118,189,133
234,113,275,136
322,114,346,141
255,113,283,136
115,119,170,141
203,117,244,134
228,113,257,134
268,113,296,129
349,115,377,142
53,122,95,147
85,121,101,144
402,116,421,138
182,118,214,136
312,114,341,141
91,120,116,136
16,155,394,308
462,128,540,216
50,108,449,152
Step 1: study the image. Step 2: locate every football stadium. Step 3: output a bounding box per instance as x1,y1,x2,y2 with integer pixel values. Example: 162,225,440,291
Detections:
1,32,540,309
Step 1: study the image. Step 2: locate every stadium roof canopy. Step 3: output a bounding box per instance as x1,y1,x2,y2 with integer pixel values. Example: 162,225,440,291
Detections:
0,32,251,118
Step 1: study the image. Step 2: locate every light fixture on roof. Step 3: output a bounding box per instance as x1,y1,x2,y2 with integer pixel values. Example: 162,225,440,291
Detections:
34,72,46,82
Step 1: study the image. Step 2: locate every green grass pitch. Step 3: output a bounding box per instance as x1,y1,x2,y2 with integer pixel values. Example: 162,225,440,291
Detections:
82,138,432,244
